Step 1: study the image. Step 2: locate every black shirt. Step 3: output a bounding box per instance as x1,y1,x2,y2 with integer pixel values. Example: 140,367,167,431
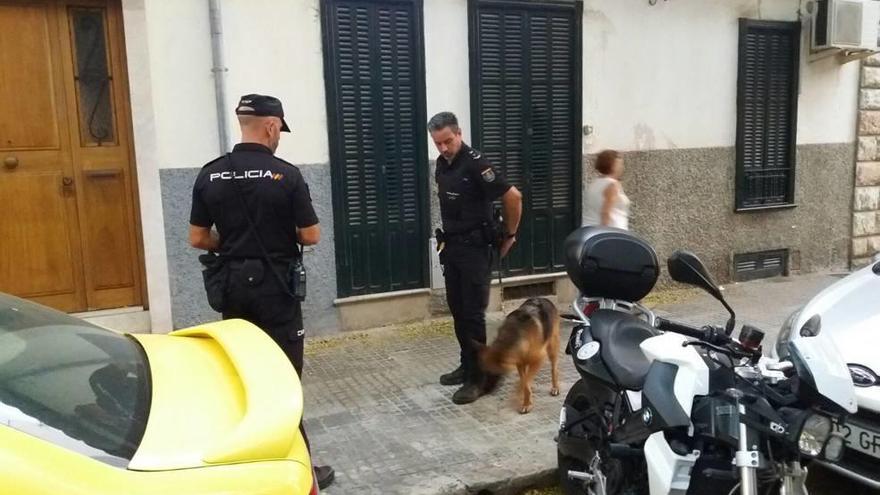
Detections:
190,143,318,259
435,143,511,234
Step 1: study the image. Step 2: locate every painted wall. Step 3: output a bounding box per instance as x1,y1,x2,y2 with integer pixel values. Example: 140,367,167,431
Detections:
619,143,855,286
143,0,329,167
121,0,173,332
222,0,330,164
142,0,860,163
576,0,858,284
581,0,859,154
143,0,218,168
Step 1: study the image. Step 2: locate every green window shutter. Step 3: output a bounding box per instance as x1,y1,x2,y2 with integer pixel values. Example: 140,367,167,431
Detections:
529,10,576,271
324,0,428,297
470,1,581,276
736,19,800,211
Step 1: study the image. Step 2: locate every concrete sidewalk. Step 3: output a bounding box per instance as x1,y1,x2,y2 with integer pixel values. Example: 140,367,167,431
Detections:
301,272,843,495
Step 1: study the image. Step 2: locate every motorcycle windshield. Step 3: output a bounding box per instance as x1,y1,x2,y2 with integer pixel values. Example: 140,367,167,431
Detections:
790,333,857,414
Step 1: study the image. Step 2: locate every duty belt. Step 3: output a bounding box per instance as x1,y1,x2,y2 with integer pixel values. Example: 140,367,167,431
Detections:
226,256,297,267
439,228,488,247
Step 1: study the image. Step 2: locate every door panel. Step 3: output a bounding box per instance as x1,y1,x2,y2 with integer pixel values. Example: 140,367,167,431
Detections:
80,170,134,290
0,172,78,297
0,1,85,311
0,3,61,150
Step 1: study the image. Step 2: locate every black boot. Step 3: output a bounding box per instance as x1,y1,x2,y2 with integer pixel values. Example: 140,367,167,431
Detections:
452,381,485,404
452,362,489,404
315,465,335,489
440,365,466,386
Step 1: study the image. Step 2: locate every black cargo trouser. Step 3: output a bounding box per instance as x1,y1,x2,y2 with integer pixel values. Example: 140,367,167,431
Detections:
221,258,311,449
441,242,492,384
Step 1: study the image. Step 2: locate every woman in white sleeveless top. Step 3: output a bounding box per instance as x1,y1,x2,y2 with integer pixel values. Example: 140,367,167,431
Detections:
583,149,630,229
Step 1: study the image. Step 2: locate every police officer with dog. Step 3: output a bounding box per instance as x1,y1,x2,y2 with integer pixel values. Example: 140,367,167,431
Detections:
429,111,523,405
189,94,334,489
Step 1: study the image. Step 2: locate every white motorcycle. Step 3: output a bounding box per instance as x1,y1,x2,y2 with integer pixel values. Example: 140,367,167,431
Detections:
556,227,857,495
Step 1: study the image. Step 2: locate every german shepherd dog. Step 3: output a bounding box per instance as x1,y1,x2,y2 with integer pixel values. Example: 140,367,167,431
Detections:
477,298,561,414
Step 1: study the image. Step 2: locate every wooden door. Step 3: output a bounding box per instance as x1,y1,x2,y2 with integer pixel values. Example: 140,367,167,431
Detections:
0,0,142,312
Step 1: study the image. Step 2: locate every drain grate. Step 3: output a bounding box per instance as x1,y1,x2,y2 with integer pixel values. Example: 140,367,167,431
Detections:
733,249,788,281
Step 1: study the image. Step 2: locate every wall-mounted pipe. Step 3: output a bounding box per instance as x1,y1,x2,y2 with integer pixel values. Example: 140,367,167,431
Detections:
209,0,230,152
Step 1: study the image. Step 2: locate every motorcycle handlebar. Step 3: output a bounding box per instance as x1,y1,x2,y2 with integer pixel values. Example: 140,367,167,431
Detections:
655,317,707,340
656,317,738,348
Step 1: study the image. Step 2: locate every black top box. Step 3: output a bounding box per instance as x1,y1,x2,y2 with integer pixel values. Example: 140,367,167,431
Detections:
564,226,659,302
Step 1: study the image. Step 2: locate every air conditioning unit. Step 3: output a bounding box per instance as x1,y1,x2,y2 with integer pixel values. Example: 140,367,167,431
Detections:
811,0,880,51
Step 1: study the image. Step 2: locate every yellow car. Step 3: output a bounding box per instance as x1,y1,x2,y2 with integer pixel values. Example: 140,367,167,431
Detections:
0,293,316,495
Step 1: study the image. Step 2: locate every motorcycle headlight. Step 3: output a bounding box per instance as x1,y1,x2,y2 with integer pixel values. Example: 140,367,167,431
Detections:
776,309,801,359
824,434,845,462
798,414,832,456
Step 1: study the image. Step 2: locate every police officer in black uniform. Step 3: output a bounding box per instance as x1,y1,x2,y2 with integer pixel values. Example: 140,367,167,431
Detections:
429,112,523,405
188,94,334,489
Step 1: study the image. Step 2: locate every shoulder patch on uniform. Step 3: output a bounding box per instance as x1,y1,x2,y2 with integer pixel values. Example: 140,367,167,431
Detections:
480,167,496,182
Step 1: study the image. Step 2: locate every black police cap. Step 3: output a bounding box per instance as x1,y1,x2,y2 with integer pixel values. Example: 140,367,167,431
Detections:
235,94,291,132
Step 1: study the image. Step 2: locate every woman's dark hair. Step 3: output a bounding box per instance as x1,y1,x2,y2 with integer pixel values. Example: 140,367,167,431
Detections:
595,149,620,175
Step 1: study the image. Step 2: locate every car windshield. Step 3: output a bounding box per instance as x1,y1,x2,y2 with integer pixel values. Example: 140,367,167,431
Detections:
0,294,150,467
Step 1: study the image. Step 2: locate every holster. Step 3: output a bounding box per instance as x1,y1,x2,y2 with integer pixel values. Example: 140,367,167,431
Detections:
483,208,506,247
198,252,229,312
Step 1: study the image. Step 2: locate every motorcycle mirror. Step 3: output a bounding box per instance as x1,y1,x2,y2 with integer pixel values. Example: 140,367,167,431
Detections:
668,250,737,334
668,250,722,297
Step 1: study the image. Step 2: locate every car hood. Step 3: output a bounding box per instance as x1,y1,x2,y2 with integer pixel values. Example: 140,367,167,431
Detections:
795,262,880,411
831,314,880,371
836,315,880,412
128,320,308,471
796,263,880,364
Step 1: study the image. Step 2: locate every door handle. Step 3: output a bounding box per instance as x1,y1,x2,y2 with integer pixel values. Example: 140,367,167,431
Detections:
62,176,74,187
84,169,121,178
3,156,18,170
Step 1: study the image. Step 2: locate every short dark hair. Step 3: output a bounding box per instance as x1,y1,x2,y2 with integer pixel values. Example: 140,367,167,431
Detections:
595,149,620,175
428,112,459,132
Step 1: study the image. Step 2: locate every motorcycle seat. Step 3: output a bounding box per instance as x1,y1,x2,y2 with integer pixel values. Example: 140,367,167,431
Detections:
589,309,658,390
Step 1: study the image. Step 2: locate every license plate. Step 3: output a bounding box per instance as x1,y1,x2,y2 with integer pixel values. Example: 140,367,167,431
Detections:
834,421,880,460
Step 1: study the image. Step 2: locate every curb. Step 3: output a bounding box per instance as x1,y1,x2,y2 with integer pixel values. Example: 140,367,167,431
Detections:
445,468,557,495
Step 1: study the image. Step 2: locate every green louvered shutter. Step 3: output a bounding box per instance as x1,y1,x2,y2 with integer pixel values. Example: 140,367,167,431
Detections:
323,0,429,297
470,0,581,276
